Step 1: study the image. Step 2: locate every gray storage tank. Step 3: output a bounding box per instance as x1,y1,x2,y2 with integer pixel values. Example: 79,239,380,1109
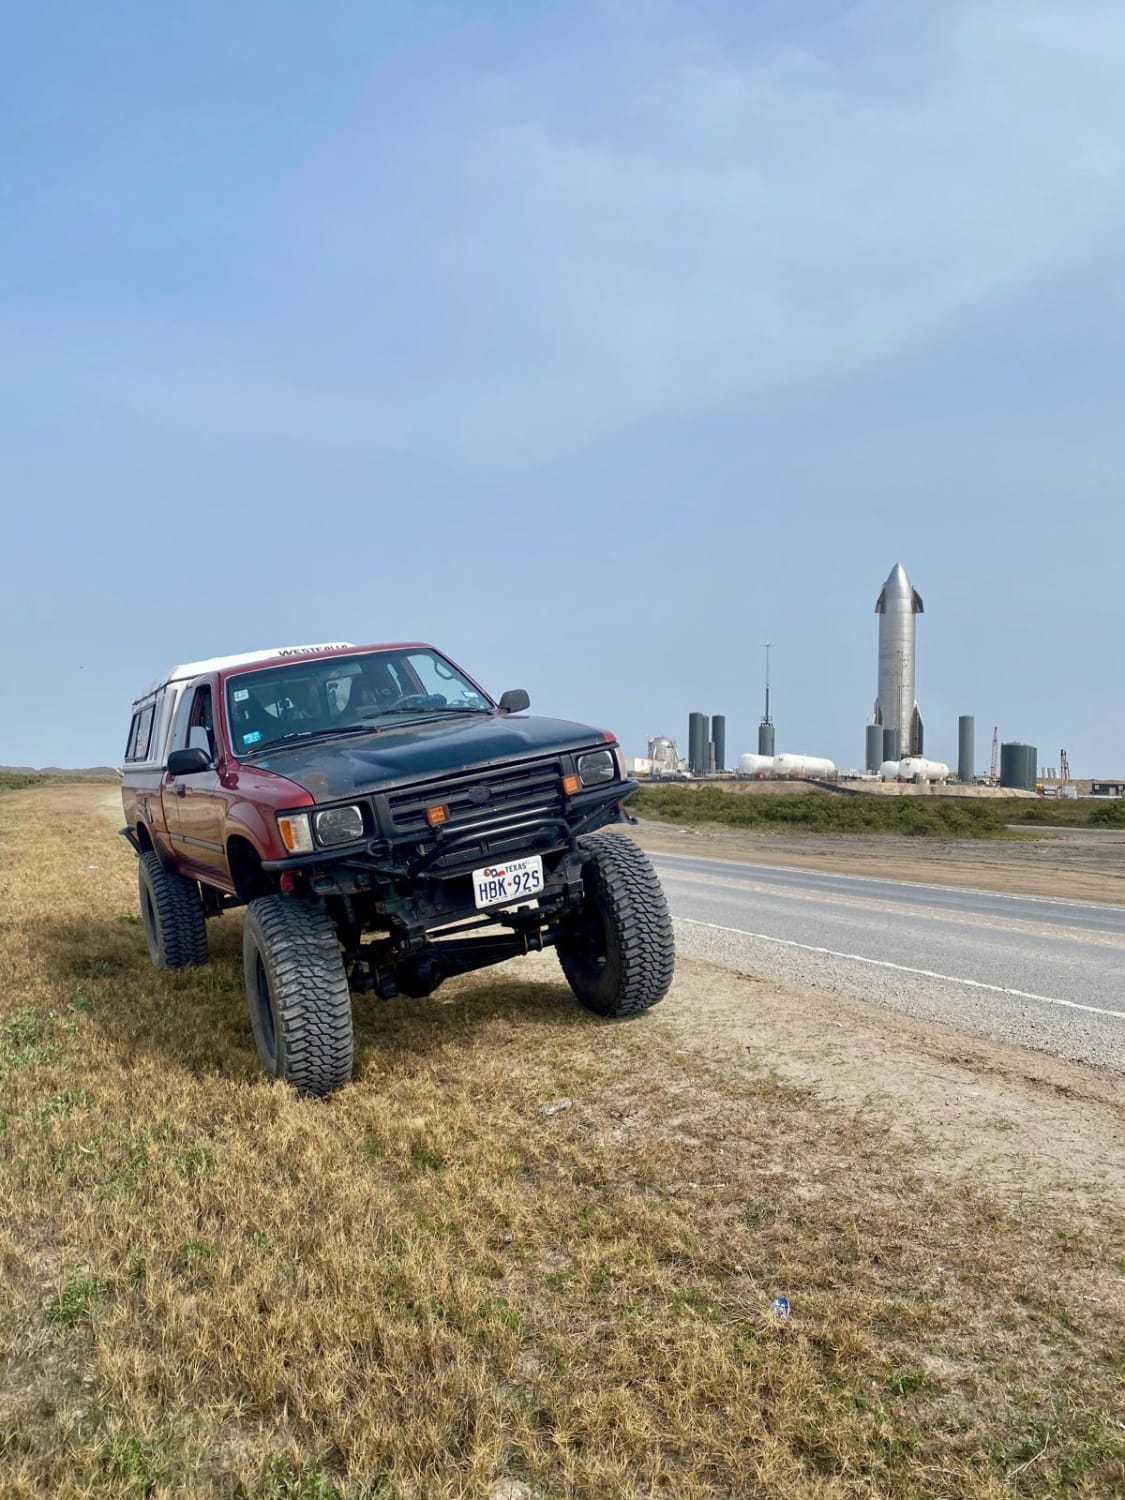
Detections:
1000,742,1038,792
958,716,974,782
688,713,705,776
865,724,884,773
758,721,775,757
883,726,901,762
711,715,726,773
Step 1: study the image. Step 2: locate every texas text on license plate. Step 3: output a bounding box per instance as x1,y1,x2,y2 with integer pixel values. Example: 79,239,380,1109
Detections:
472,855,544,909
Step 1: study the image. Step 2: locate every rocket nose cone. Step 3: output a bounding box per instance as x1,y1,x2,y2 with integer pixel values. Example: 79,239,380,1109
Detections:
875,562,921,613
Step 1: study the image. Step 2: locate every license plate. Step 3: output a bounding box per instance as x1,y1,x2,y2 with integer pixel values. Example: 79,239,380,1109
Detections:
472,855,544,909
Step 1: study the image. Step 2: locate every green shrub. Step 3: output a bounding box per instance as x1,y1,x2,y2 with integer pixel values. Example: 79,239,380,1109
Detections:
629,788,1010,838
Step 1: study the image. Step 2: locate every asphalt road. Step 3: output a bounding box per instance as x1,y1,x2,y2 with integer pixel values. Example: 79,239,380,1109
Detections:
650,851,1125,1072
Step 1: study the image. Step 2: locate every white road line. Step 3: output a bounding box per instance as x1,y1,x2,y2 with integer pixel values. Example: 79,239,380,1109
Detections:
650,851,1125,915
674,916,1125,1021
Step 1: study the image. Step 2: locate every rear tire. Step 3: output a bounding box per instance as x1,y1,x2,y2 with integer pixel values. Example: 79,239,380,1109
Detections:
138,851,209,969
556,833,675,1017
242,896,354,1096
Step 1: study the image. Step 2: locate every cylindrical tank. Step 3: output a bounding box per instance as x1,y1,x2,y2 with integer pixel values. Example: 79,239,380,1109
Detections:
958,715,974,783
711,715,726,773
898,756,950,782
883,726,901,762
738,753,775,775
865,724,884,773
688,713,705,775
878,760,901,780
773,753,836,778
758,721,775,757
699,715,710,775
1000,742,1037,792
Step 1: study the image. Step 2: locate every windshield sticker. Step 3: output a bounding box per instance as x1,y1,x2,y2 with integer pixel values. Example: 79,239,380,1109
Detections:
242,730,262,745
233,689,249,702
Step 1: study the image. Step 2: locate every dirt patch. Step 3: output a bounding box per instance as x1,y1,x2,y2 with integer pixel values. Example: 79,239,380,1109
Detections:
631,817,1125,904
651,954,1125,1207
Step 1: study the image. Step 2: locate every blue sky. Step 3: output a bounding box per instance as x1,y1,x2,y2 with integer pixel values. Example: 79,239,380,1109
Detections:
3,0,1123,774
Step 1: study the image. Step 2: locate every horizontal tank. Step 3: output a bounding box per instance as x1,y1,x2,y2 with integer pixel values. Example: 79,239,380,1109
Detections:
897,756,950,783
773,753,836,778
878,760,901,780
737,753,775,775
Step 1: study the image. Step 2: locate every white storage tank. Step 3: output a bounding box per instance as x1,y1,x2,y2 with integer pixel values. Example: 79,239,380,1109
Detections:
878,760,901,780
773,753,836,778
898,756,950,783
737,753,775,775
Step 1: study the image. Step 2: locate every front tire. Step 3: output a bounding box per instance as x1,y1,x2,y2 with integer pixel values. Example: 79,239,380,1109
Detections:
556,833,675,1017
138,851,209,969
242,896,354,1096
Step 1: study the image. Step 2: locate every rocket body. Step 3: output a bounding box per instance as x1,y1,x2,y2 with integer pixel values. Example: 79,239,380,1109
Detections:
874,563,924,757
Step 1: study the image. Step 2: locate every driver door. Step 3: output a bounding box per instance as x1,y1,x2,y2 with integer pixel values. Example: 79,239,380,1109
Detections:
161,684,228,881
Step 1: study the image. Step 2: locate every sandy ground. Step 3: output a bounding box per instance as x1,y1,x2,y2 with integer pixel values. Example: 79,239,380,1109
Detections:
651,954,1125,1208
629,816,1125,905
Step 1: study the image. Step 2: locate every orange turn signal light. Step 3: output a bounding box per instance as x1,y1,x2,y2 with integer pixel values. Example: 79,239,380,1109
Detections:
425,804,450,828
562,774,580,796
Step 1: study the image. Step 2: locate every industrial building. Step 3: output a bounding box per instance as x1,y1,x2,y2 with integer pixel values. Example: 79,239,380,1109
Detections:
629,559,1103,796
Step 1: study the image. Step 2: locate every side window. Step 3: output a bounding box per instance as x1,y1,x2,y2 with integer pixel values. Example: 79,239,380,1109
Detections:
169,687,196,755
186,686,216,761
125,705,156,763
133,705,155,762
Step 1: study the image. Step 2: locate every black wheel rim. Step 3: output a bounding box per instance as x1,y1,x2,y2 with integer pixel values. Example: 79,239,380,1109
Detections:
570,890,609,976
253,952,278,1067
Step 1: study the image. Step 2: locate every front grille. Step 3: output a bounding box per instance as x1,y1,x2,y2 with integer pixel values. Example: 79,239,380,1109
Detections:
385,756,565,836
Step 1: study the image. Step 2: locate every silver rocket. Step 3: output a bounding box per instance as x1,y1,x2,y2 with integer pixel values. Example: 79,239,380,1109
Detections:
874,563,924,756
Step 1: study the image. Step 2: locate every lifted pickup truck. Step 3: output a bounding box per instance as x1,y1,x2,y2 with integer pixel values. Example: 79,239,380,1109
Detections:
121,643,674,1094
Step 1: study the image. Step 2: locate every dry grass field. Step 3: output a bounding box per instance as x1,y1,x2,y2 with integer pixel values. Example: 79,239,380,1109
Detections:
1,783,1123,1499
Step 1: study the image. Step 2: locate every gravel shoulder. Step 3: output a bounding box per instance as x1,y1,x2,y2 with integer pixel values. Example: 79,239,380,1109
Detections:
629,816,1125,905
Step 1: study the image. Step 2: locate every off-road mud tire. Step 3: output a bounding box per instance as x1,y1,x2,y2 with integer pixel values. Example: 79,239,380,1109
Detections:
242,896,354,1096
138,850,209,969
556,833,675,1017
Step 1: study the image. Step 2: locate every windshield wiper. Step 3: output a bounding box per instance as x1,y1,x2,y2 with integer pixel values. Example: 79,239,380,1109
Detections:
240,725,376,755
355,703,493,722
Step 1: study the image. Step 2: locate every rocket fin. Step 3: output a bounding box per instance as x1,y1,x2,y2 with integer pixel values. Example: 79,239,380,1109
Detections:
910,704,924,756
912,589,924,614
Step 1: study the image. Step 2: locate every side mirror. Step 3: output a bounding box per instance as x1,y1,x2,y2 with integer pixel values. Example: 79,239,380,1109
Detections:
167,747,212,777
498,689,530,714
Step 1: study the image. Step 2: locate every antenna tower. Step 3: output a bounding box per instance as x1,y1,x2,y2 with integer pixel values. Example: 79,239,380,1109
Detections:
761,643,773,725
990,726,999,783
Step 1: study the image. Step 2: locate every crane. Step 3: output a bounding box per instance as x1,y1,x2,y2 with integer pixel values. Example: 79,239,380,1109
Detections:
1060,749,1071,784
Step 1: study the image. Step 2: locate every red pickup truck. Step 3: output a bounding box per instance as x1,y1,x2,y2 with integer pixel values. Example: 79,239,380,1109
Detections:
122,642,674,1095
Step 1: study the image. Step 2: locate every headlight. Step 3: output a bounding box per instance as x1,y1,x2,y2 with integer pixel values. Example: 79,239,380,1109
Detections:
315,804,365,845
277,812,314,854
577,749,616,787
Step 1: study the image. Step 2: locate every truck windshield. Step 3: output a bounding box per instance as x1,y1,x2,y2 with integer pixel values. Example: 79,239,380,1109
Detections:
225,649,493,755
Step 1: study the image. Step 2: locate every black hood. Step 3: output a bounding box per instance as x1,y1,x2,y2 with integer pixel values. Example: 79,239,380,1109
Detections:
245,712,608,803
